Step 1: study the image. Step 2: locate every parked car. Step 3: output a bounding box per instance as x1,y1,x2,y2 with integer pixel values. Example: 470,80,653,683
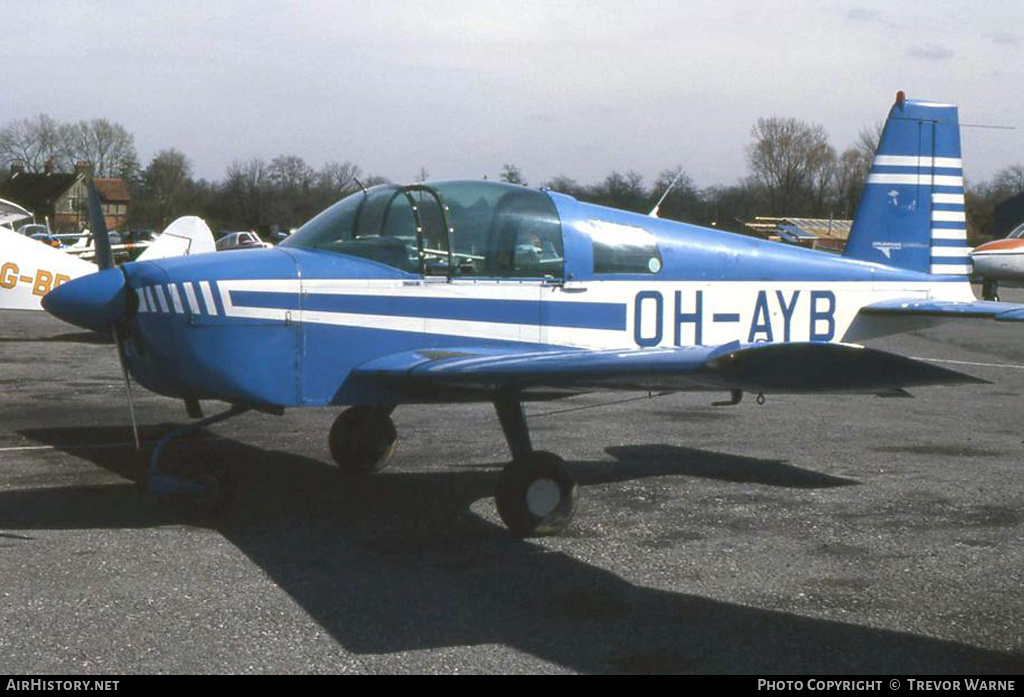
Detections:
216,230,272,251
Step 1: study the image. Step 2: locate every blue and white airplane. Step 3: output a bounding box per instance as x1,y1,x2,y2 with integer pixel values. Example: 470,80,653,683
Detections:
43,93,1024,536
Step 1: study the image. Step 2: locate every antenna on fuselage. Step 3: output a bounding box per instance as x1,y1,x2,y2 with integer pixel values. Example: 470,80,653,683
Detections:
353,178,368,196
649,171,683,218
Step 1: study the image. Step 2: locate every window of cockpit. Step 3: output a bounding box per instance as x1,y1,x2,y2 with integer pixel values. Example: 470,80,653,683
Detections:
282,186,421,273
430,181,563,279
587,220,663,275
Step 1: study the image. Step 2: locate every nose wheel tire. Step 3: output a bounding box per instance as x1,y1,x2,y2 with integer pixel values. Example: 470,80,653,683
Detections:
495,451,578,537
329,406,398,474
187,470,231,513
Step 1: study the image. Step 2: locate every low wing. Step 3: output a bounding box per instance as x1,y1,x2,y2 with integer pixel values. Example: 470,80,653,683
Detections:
351,341,984,400
861,298,1024,323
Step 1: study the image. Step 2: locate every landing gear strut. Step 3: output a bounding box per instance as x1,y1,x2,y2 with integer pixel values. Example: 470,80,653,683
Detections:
493,392,578,537
982,278,1000,302
148,404,251,510
328,406,398,474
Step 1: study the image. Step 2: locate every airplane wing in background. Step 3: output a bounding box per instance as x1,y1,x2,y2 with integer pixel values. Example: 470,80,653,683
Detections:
860,298,1024,323
350,341,985,400
0,198,32,229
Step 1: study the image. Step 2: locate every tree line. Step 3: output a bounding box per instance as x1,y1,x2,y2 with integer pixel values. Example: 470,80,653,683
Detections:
1,113,1021,241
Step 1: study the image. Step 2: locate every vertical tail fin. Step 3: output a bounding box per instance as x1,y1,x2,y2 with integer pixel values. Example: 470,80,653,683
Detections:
843,92,969,276
137,216,216,261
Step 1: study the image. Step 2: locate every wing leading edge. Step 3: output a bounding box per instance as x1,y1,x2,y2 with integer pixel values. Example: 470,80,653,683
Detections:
350,341,984,400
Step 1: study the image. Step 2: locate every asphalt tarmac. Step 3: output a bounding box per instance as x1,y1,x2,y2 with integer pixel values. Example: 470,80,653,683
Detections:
1,301,1022,674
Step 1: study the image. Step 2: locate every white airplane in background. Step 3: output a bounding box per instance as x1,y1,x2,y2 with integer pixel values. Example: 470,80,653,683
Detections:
1,212,216,312
0,197,32,233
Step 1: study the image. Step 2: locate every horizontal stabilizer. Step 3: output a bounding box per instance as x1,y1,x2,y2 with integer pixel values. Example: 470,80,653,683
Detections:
351,341,985,399
861,298,1024,323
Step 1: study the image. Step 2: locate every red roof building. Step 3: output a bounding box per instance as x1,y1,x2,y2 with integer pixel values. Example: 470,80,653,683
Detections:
0,161,131,233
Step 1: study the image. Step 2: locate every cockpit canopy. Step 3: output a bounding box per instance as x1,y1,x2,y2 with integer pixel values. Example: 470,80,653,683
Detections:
282,180,564,279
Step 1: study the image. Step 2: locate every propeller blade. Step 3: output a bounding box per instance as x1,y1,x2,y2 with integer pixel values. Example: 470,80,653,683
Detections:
87,181,115,271
113,324,141,451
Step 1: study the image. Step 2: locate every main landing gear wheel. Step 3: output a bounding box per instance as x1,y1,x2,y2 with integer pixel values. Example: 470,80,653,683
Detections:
495,451,578,538
329,406,398,474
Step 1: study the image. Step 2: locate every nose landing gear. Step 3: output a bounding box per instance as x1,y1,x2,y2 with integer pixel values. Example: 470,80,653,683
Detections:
147,404,252,511
981,278,1000,302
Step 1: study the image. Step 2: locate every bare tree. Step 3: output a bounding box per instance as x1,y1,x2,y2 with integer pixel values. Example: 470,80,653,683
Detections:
268,155,315,192
651,166,700,222
541,175,582,197
0,114,66,172
589,170,647,212
746,117,833,215
63,119,139,178
0,115,138,179
139,149,193,229
499,163,526,185
317,161,362,198
988,165,1024,202
855,122,883,161
225,158,271,228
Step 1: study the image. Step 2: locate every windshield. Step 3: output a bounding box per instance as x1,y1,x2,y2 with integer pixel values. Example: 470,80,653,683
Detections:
283,180,563,279
282,185,420,273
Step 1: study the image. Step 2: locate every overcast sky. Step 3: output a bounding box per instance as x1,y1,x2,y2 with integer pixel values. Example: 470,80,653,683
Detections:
3,0,1022,188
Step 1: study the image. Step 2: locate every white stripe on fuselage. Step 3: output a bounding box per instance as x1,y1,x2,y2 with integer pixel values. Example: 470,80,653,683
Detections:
212,278,973,349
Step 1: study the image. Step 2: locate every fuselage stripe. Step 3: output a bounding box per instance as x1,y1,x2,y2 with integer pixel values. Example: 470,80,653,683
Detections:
183,282,201,314
135,287,149,313
144,286,158,313
168,284,184,314
199,281,218,316
154,285,170,313
228,290,628,331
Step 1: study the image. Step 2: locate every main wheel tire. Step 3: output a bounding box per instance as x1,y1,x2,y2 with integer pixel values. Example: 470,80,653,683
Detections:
495,451,578,537
329,407,398,474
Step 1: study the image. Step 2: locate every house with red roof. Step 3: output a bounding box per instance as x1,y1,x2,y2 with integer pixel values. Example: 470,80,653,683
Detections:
0,161,131,233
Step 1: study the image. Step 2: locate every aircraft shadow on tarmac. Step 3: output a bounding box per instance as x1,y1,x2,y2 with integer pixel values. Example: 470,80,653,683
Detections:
6,425,1022,674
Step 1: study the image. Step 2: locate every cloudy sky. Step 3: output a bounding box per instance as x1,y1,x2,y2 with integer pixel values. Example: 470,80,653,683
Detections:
3,0,1021,187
